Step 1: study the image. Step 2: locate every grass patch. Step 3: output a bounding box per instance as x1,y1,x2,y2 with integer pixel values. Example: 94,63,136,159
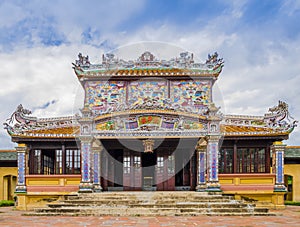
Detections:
0,200,14,207
285,201,300,206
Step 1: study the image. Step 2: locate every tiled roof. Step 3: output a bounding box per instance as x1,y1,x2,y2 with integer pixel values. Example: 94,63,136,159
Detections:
220,125,288,137
76,68,221,78
11,123,288,139
0,150,17,161
285,146,300,158
21,126,80,138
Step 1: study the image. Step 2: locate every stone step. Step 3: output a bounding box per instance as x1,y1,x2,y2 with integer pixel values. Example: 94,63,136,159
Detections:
24,212,276,217
30,207,275,216
62,198,233,204
48,202,248,209
29,192,272,216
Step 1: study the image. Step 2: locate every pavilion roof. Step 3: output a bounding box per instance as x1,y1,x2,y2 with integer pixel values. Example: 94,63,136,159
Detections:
3,101,297,140
73,51,224,79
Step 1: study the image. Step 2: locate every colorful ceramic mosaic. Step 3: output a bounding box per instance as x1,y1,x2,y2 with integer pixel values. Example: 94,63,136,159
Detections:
17,152,25,184
85,81,126,113
128,81,167,106
199,152,205,183
95,115,206,131
277,152,283,183
170,80,211,108
209,142,218,181
82,143,90,182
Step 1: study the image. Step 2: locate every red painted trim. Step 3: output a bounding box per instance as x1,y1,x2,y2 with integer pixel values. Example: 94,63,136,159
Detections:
26,175,81,179
219,173,276,178
221,185,274,191
27,186,79,193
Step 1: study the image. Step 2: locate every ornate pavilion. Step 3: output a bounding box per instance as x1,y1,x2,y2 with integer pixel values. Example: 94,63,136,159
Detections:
4,51,297,210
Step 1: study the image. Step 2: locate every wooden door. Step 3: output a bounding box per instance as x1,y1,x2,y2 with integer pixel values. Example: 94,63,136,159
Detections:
123,151,142,190
156,152,175,190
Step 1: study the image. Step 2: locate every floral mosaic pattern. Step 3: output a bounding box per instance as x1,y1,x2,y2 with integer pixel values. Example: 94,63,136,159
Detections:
128,81,167,106
85,81,126,113
170,80,211,108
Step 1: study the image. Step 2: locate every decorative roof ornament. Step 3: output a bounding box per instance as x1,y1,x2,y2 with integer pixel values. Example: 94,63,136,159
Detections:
3,104,37,135
3,104,76,137
264,100,298,132
73,51,224,73
75,53,90,67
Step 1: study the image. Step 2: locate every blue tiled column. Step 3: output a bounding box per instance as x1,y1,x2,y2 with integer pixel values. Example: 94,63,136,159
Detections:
79,136,93,193
206,135,221,192
271,141,287,192
15,144,27,193
195,141,207,191
92,144,103,192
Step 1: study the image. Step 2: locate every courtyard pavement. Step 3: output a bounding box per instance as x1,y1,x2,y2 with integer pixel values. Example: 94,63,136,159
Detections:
0,206,300,227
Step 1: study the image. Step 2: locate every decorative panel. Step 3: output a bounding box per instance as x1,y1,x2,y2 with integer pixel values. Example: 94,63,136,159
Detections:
128,81,167,105
85,81,126,114
170,80,211,108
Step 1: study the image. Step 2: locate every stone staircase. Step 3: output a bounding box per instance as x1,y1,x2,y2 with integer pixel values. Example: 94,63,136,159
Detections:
27,192,275,216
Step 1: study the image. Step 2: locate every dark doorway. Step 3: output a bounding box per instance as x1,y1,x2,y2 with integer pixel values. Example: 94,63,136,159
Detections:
142,151,157,189
110,149,123,187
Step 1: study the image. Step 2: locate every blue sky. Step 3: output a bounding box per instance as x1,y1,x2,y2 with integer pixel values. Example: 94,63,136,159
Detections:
0,0,300,148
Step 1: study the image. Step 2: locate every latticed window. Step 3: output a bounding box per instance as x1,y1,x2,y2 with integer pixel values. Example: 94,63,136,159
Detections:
157,156,164,173
66,149,81,174
219,147,267,174
218,148,233,173
123,156,131,174
30,149,81,174
33,150,41,174
55,150,63,174
167,155,175,174
133,156,141,168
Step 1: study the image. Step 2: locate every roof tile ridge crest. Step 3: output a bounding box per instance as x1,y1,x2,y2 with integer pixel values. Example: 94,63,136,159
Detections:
37,115,76,122
224,114,264,119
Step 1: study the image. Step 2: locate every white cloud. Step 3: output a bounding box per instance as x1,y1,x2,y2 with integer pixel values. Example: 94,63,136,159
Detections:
1,0,300,147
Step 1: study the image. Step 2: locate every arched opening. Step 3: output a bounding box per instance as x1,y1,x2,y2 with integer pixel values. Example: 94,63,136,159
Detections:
3,175,17,201
284,175,293,201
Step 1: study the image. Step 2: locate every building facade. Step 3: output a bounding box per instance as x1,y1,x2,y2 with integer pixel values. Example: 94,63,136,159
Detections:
4,51,297,210
0,150,17,201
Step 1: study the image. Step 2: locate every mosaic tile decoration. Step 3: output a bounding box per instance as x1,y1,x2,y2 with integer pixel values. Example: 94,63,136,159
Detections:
93,152,99,184
17,152,25,185
128,80,167,105
85,81,126,113
82,143,90,182
277,152,283,184
170,80,211,108
199,152,205,183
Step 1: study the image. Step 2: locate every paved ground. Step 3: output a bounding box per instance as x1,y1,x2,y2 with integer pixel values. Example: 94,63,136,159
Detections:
1,206,300,227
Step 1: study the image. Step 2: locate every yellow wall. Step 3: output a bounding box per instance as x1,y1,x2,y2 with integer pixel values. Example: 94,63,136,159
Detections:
0,167,17,200
285,164,300,202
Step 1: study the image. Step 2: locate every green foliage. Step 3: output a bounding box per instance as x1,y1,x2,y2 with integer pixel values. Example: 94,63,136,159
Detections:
285,201,300,206
0,200,14,207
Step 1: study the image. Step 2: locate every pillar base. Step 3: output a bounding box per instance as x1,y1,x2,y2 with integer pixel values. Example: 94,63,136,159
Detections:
15,185,27,193
274,184,287,192
93,184,103,193
206,182,222,192
196,184,207,192
78,182,93,193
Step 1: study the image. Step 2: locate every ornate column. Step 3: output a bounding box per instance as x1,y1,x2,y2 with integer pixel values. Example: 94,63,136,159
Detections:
205,103,222,192
92,142,103,192
271,141,287,192
79,136,93,192
206,135,221,192
15,143,28,193
78,104,94,193
195,139,207,191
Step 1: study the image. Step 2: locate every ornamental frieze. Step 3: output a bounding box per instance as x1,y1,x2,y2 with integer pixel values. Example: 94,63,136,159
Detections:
94,114,208,132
